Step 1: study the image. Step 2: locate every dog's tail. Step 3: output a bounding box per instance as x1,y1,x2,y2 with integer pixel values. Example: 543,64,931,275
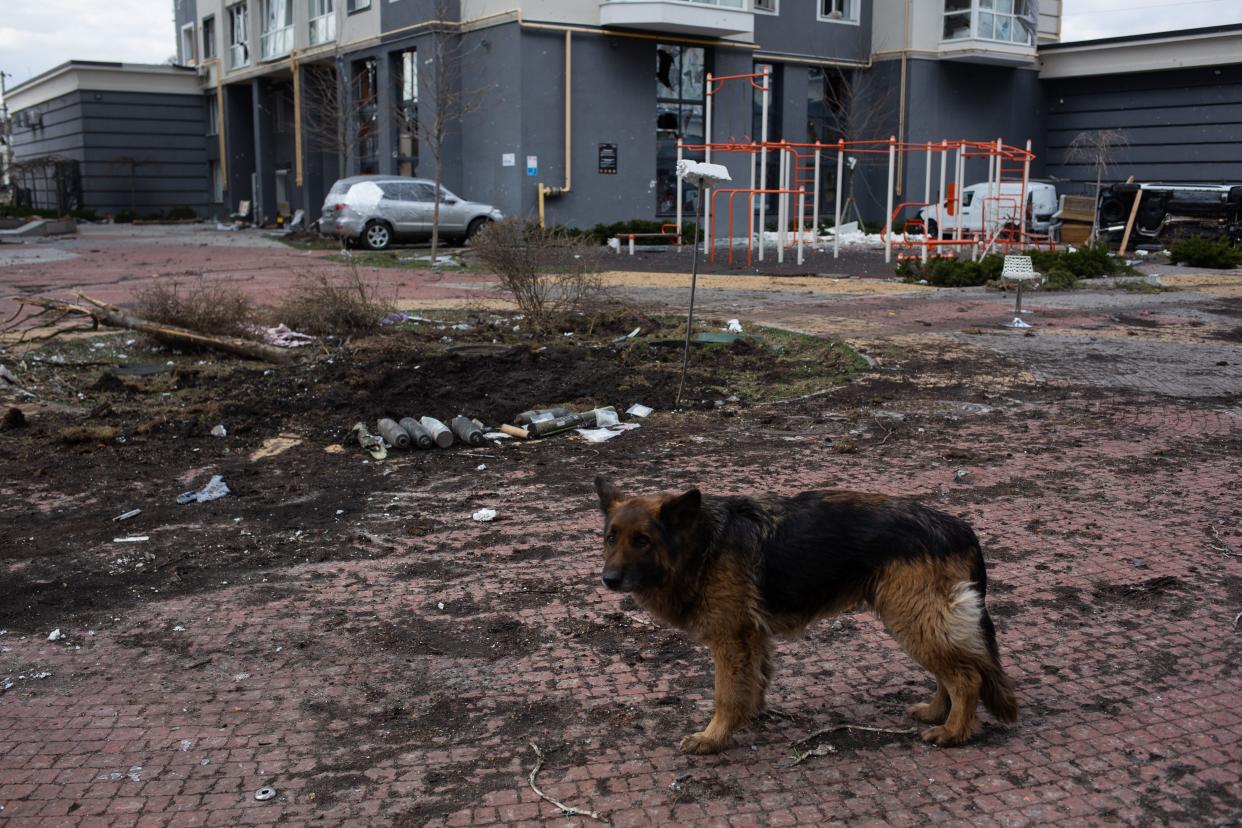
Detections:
967,542,1018,724
977,605,1019,723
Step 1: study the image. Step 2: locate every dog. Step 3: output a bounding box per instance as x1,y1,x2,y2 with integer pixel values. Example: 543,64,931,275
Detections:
593,478,1018,754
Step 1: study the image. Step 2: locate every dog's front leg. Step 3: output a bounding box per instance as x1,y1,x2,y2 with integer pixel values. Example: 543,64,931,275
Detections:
680,632,766,755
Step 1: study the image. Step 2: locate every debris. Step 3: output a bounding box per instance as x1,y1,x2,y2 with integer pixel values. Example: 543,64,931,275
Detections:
450,415,487,447
262,324,315,348
379,311,433,326
15,293,297,363
498,423,530,440
832,438,857,454
48,629,63,641
254,787,277,802
112,509,142,522
472,508,498,522
60,425,119,444
785,723,915,767
112,536,150,544
377,418,412,450
419,416,454,448
593,407,620,427
476,464,487,471
954,469,974,484
626,404,653,418
399,417,435,449
324,444,346,455
1003,317,1032,329
250,435,303,461
514,408,571,426
725,319,744,333
576,424,640,443
1,407,27,430
527,742,609,824
176,474,231,504
179,739,194,752
528,410,605,438
210,424,227,438
348,423,388,460
0,366,35,399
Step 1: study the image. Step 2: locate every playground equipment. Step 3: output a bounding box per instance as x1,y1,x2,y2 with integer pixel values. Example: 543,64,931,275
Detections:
675,68,1048,266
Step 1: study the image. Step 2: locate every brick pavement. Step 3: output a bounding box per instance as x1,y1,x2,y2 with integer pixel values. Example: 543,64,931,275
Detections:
2,230,1241,826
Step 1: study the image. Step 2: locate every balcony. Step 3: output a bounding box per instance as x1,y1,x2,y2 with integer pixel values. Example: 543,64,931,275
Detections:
940,0,1037,65
599,0,754,39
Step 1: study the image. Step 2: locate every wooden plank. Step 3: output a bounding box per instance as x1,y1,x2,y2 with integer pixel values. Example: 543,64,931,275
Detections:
1118,189,1144,256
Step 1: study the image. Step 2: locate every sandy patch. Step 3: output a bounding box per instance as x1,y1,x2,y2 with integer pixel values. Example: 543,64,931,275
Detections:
598,271,938,295
1157,272,1242,298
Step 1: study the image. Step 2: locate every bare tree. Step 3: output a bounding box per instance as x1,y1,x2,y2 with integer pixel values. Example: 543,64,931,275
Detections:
300,61,370,177
812,67,894,226
1066,128,1129,240
392,1,491,264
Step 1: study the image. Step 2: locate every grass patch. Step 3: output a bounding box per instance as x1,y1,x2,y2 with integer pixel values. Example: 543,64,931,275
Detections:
1167,236,1242,269
898,244,1134,288
1114,279,1173,294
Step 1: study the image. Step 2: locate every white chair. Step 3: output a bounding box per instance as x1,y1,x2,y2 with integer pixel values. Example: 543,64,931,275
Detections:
1000,255,1041,324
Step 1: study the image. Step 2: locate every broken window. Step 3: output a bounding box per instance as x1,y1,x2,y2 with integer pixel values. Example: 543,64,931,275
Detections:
202,16,216,60
819,0,857,23
656,44,706,217
228,3,249,69
944,0,1035,45
309,0,336,46
395,49,418,177
260,0,293,60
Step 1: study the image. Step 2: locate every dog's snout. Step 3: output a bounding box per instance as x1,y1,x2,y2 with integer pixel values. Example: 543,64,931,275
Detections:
601,569,625,591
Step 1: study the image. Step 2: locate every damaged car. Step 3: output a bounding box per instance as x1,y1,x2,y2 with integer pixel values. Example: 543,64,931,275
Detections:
1098,182,1242,243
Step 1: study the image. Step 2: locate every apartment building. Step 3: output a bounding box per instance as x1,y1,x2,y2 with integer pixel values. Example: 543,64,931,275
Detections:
165,0,1062,228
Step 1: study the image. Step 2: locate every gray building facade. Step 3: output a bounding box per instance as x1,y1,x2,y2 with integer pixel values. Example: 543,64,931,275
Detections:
5,62,210,218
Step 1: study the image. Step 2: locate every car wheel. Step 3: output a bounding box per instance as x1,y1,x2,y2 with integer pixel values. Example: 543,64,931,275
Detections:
363,221,392,251
465,217,491,244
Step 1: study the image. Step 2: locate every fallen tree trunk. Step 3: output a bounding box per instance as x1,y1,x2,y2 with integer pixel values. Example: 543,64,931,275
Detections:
16,293,297,364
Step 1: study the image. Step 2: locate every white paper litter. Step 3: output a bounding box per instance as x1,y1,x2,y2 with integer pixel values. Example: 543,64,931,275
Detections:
263,324,316,348
176,475,231,504
626,403,653,418
48,629,63,642
725,319,743,333
594,407,620,427
210,424,227,438
112,536,150,544
472,508,498,522
1003,317,1033,329
576,424,640,443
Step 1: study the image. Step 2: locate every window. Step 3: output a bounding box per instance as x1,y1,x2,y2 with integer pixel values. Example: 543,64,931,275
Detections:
228,4,249,69
818,0,858,23
944,0,1035,44
206,94,219,136
347,0,371,11
309,0,336,45
180,23,196,65
261,0,293,59
753,0,777,13
656,43,706,217
395,49,418,176
355,58,379,174
202,17,216,60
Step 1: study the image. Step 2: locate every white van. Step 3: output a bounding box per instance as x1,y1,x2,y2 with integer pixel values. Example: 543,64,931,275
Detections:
916,181,1059,239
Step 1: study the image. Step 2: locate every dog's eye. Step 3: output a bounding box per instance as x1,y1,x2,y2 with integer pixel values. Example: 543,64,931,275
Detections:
632,533,649,547
606,532,617,545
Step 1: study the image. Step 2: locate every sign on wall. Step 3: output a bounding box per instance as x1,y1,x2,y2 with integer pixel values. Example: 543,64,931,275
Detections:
598,144,618,175
526,156,538,177
502,153,516,167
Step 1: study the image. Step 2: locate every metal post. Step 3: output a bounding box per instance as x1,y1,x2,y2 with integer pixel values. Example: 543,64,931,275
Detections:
922,141,932,264
797,188,805,265
676,139,684,238
1022,137,1032,241
777,144,786,264
758,67,770,262
813,142,822,242
885,136,896,264
938,139,947,248
954,144,965,243
834,141,844,260
675,188,705,409
703,72,713,256
748,142,757,255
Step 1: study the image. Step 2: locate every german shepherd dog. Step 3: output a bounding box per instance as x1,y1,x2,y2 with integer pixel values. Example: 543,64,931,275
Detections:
594,478,1018,754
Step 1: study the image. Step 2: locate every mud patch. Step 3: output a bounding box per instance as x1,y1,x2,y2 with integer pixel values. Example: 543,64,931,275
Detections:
372,614,547,660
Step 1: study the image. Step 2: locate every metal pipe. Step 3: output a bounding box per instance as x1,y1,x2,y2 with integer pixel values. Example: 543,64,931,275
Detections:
675,191,705,409
922,141,932,264
703,71,713,256
538,30,573,224
834,141,843,260
758,67,770,262
938,139,947,246
676,139,684,237
813,142,822,239
885,136,896,264
748,141,756,255
797,188,805,265
291,50,303,187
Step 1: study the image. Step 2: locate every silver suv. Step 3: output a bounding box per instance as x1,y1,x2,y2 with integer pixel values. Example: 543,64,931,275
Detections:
320,176,503,250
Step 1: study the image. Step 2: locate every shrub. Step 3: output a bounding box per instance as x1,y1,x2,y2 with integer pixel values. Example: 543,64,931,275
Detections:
166,206,198,221
471,217,606,332
1167,236,1242,269
1043,267,1079,291
272,264,395,336
899,243,1131,287
135,280,256,338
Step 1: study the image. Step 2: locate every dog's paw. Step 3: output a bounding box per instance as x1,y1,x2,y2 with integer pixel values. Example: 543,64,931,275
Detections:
679,732,728,755
906,702,948,724
920,725,969,747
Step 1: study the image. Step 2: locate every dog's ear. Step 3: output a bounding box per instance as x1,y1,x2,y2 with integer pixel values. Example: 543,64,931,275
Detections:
660,488,701,530
594,476,624,513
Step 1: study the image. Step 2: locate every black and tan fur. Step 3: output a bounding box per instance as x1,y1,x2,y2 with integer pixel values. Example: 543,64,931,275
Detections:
594,478,1018,755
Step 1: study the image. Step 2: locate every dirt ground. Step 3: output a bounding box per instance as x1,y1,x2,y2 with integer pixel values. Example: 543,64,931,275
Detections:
1,225,1240,827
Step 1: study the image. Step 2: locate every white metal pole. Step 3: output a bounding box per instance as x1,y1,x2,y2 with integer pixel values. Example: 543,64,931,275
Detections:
922,141,933,264
813,142,822,242
758,68,769,262
748,142,757,253
676,139,684,239
1022,137,1031,239
797,188,805,265
885,136,896,264
954,144,965,243
834,143,844,260
777,144,786,264
938,139,947,248
703,72,713,255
